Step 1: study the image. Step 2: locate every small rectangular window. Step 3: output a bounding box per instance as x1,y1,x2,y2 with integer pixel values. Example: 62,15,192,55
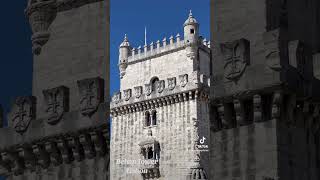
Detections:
190,29,195,34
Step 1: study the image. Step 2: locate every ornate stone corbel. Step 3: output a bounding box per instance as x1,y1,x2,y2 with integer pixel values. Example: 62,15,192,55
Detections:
43,86,69,125
79,134,96,159
3,151,25,176
25,0,57,55
8,96,36,134
91,131,107,157
77,77,105,116
45,141,62,166
32,144,50,169
68,137,84,162
18,147,36,172
145,84,152,96
253,95,262,122
272,92,282,120
57,138,74,164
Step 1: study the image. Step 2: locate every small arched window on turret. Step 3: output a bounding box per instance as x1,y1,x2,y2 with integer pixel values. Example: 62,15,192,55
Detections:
150,77,159,92
190,29,195,34
145,111,151,127
152,110,157,126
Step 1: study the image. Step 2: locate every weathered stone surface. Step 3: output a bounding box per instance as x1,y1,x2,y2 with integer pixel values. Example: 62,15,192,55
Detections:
0,0,109,179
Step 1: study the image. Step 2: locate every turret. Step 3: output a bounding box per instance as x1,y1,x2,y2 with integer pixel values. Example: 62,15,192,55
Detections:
119,34,131,78
184,10,199,44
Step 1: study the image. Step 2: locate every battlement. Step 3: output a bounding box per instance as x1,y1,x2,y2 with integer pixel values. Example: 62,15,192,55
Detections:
126,35,211,63
111,71,210,110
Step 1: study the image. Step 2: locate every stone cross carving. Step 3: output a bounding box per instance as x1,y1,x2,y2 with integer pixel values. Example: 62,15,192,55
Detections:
123,89,132,101
263,29,281,71
221,38,250,80
156,80,165,93
112,92,121,103
179,74,188,87
145,84,152,96
167,77,176,90
43,86,69,125
77,77,104,116
134,86,142,98
8,96,36,134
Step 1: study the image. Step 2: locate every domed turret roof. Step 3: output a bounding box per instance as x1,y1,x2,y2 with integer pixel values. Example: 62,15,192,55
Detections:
184,10,198,26
120,34,130,47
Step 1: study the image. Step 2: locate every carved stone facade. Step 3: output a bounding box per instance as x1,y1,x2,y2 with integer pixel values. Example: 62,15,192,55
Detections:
210,0,320,179
111,12,211,180
0,0,109,179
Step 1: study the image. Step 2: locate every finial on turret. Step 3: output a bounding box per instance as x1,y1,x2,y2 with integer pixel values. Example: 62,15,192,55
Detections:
189,10,193,17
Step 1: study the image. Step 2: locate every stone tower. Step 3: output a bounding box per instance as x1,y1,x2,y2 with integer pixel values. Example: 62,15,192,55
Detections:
210,0,320,179
0,0,109,179
111,12,211,180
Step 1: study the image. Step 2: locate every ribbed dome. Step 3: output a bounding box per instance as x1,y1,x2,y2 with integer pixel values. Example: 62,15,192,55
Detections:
120,34,130,47
184,10,198,26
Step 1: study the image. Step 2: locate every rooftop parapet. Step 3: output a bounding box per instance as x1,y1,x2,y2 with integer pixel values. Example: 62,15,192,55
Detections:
126,34,211,63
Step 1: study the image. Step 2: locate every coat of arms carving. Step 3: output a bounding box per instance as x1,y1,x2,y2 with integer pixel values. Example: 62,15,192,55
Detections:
167,77,176,90
134,86,142,98
43,86,69,125
179,74,188,87
263,29,281,71
112,92,121,103
145,84,152,96
221,38,250,80
77,77,104,116
8,96,36,134
156,80,165,93
123,89,132,101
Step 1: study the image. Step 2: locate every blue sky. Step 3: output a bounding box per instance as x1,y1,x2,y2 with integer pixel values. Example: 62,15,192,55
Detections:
110,0,210,95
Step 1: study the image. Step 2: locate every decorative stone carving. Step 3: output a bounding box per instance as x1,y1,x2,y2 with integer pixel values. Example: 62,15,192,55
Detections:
192,71,199,84
233,99,242,126
45,142,62,166
112,92,121,103
156,80,165,93
272,92,282,119
221,38,250,80
134,86,143,98
43,86,69,125
289,40,307,76
253,95,262,122
8,96,36,134
77,77,104,116
190,168,208,180
25,0,57,55
167,77,176,90
123,89,132,101
32,144,50,169
179,74,188,87
145,84,152,96
263,29,281,71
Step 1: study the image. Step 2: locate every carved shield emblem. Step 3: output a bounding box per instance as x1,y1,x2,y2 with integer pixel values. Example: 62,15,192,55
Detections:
145,84,152,96
77,77,104,116
43,86,69,125
112,92,121,103
123,89,132,101
134,86,142,98
179,74,188,87
263,29,281,71
156,80,165,93
9,96,36,134
221,38,250,80
167,77,176,90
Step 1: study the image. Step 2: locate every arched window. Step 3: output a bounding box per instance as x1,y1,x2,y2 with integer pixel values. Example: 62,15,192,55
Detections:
145,111,151,127
150,77,159,92
152,110,157,126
